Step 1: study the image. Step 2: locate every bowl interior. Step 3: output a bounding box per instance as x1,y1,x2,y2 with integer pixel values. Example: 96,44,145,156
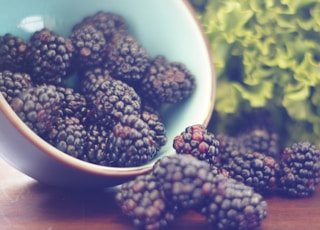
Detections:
0,0,215,185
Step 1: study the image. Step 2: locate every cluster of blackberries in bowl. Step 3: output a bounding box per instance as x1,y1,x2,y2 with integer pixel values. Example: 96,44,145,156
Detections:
0,11,197,168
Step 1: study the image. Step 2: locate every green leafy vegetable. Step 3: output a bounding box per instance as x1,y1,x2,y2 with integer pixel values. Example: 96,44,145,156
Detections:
198,0,320,145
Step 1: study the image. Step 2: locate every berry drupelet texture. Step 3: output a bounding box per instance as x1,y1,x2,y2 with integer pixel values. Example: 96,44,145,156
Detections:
139,55,196,106
173,124,220,165
116,173,176,230
116,154,268,230
86,78,141,128
83,123,111,166
107,114,157,167
152,154,216,210
70,25,106,69
72,11,128,43
9,84,62,136
0,70,33,103
105,34,150,85
141,110,167,151
45,116,87,160
276,141,320,198
0,33,31,72
200,175,268,230
221,151,278,195
29,28,74,85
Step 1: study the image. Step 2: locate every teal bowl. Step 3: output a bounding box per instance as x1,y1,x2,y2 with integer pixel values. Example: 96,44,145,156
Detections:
0,0,216,188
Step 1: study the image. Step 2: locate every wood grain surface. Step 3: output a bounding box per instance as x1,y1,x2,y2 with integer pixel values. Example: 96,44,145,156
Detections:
0,157,320,230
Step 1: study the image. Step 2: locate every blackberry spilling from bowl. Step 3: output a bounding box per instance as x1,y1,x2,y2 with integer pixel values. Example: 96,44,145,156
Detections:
0,11,196,168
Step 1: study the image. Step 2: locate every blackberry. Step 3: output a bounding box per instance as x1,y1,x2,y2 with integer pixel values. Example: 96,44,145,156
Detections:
173,124,219,165
0,33,31,72
152,154,216,210
9,84,62,135
200,175,268,230
216,133,242,166
72,11,128,42
86,79,141,128
116,173,176,230
45,116,86,160
79,66,113,96
141,110,167,151
0,70,33,103
105,34,150,85
83,123,111,166
107,114,157,167
70,25,106,69
29,28,74,85
139,55,196,106
239,127,281,159
276,142,320,198
221,151,278,194
56,86,88,123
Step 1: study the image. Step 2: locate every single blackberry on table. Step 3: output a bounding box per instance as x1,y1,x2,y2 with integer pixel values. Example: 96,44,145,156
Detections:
107,114,157,167
276,141,320,198
105,34,150,85
199,175,268,230
70,25,106,69
139,55,196,106
45,116,86,160
9,84,62,136
56,86,88,123
141,110,167,151
86,79,141,128
116,173,176,230
173,124,219,166
0,70,33,103
221,151,278,194
0,33,31,72
29,28,74,85
83,123,111,166
72,11,128,43
239,127,281,159
152,154,217,210
79,66,113,96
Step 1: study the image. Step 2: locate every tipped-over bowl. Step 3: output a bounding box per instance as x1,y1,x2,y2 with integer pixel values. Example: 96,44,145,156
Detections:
0,0,216,188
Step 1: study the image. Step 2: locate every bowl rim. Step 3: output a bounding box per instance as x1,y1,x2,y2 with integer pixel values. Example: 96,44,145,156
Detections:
0,0,216,178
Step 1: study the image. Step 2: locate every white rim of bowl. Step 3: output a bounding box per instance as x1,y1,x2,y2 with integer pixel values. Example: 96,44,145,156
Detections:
0,0,216,178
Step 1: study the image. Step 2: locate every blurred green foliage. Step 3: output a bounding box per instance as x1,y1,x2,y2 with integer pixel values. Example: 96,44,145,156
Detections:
195,0,320,146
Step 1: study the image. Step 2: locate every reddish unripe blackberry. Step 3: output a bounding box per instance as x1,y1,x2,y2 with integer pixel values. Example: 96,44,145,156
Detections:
0,70,33,103
276,142,320,198
0,33,31,72
173,124,219,165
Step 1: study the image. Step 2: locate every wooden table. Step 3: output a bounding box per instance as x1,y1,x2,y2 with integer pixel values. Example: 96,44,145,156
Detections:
1,157,320,230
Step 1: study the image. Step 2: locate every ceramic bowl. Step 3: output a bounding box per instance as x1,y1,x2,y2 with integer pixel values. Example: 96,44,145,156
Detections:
0,0,216,188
